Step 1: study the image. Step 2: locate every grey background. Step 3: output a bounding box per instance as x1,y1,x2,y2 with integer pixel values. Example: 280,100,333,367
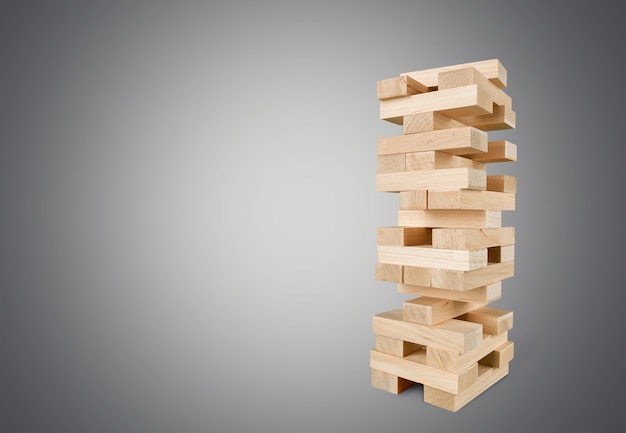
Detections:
1,1,624,432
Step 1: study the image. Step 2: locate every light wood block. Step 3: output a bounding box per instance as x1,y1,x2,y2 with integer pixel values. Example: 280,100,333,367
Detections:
377,154,405,173
376,168,486,192
375,335,423,357
427,190,515,210
377,75,429,101
403,297,486,326
378,127,487,156
438,67,511,109
406,151,485,172
488,245,515,263
403,266,431,286
373,310,483,353
427,331,509,373
401,59,507,89
398,282,501,303
377,227,432,246
380,85,493,124
399,190,428,210
375,262,403,283
432,227,515,250
430,261,514,291
371,368,415,394
370,349,478,394
456,103,516,131
479,341,514,368
398,209,502,229
423,363,510,412
403,112,464,134
378,245,487,272
487,175,517,193
459,307,513,335
466,140,517,163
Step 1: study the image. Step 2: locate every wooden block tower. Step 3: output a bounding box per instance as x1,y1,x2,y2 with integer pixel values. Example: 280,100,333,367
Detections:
371,59,517,412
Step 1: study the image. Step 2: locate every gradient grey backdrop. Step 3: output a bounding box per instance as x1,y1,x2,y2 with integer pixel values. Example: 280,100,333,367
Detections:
1,1,624,432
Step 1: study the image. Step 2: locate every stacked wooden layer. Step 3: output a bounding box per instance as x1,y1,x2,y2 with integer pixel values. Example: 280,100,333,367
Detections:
371,59,516,412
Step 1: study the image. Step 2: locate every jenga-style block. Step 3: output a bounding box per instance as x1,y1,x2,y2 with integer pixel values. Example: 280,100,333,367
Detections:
376,167,486,192
397,282,502,303
399,190,428,210
378,127,487,156
402,112,464,134
377,227,432,246
403,297,486,326
398,209,502,229
378,245,487,272
432,227,515,250
371,369,416,394
430,261,514,291
427,190,515,211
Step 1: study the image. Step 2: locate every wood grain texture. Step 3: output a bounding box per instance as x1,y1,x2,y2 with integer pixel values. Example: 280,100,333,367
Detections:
405,151,485,172
376,168,486,192
455,104,516,131
374,262,403,283
371,368,415,394
438,67,511,108
403,265,431,286
373,309,483,353
432,227,515,250
459,307,514,335
377,227,432,246
403,112,464,135
430,261,514,291
399,190,428,210
487,175,517,193
377,75,429,101
403,297,486,326
378,245,487,271
466,140,517,163
479,341,514,368
397,282,501,303
375,334,423,357
427,190,515,211
427,331,509,373
377,154,405,173
401,59,507,89
398,209,502,229
378,126,487,156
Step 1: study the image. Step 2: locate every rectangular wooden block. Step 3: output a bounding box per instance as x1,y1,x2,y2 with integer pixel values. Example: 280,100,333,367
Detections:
378,127,487,156
488,245,515,263
373,309,483,353
377,75,429,101
375,334,423,357
399,190,428,209
427,331,509,373
403,112,464,135
398,209,502,229
432,227,515,250
374,262,403,283
427,190,515,210
380,85,493,124
430,261,514,291
376,168,486,192
370,349,478,394
403,297,486,326
371,368,415,394
438,67,512,108
466,140,517,163
403,266,431,286
377,227,432,246
479,341,514,368
377,154,405,173
406,151,485,172
397,282,502,303
378,245,487,271
459,307,514,335
401,59,507,89
456,104,516,131
487,175,517,193
423,363,510,412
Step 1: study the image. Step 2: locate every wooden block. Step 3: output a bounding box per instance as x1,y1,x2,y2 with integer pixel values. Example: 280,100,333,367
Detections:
456,104,516,131
373,310,483,353
398,209,502,229
371,368,415,394
378,245,487,272
488,245,515,263
399,190,428,210
401,59,507,89
432,227,515,250
380,85,493,124
377,154,405,173
487,175,517,193
403,297,486,326
438,67,511,108
403,266,431,286
377,227,432,246
375,334,423,357
466,140,517,163
427,190,515,211
479,341,514,368
374,262,403,283
398,282,502,303
378,126,488,156
459,307,513,335
403,112,465,134
405,151,485,172
376,168,486,192
370,349,478,394
427,331,508,373
424,363,509,412
430,261,514,291
377,75,429,101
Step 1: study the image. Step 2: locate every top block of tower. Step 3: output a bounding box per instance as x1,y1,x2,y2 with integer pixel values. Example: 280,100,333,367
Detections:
377,59,515,131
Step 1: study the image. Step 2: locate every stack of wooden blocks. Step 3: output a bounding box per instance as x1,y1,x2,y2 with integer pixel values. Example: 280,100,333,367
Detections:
370,59,517,412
